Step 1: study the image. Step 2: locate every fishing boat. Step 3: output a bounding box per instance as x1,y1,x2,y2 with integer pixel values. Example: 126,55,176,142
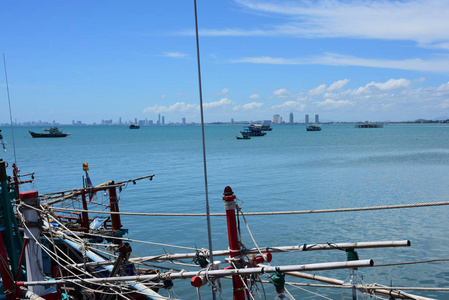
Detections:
355,123,383,128
0,160,440,300
129,124,140,129
29,127,69,138
261,122,273,131
240,124,267,137
306,124,322,131
236,135,250,140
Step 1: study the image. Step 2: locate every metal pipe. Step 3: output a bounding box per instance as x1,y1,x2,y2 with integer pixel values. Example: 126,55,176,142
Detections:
223,186,245,300
65,240,410,269
18,259,374,287
280,270,435,300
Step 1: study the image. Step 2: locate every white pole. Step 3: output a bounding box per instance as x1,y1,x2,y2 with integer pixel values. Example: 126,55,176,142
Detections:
65,240,409,269
281,270,436,300
21,192,45,295
20,259,373,287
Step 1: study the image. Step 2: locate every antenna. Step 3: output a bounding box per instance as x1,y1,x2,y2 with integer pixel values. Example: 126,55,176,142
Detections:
3,54,17,164
193,1,216,299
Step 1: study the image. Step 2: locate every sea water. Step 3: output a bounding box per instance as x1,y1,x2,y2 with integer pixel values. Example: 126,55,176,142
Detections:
1,124,449,299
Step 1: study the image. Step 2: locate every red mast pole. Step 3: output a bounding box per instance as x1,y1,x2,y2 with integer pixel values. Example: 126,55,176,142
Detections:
80,192,89,232
108,182,122,244
222,186,245,300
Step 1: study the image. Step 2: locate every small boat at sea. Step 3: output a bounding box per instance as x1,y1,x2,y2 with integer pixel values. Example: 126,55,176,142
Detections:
129,124,140,129
29,127,69,138
240,124,267,137
261,122,272,131
355,123,383,128
236,135,250,140
306,124,322,131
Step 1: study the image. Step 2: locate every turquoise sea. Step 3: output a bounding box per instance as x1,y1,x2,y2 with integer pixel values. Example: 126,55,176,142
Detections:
1,124,449,299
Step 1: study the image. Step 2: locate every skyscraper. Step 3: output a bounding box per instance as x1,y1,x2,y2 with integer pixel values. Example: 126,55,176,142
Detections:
315,114,319,123
273,114,280,124
289,112,294,124
305,114,309,124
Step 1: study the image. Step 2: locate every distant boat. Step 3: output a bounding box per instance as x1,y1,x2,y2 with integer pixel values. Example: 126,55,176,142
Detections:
261,123,272,131
306,124,321,131
29,127,69,138
240,124,266,137
129,124,140,129
355,123,383,128
236,135,251,140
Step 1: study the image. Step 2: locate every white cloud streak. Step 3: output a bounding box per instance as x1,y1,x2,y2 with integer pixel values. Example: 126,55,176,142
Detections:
162,52,188,58
231,53,449,73
230,0,449,48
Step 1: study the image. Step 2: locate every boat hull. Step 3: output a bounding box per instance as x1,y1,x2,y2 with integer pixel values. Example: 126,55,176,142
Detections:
29,131,69,138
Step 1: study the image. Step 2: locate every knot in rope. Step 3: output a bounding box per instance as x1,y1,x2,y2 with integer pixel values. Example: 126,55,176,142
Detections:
224,200,236,211
159,270,174,281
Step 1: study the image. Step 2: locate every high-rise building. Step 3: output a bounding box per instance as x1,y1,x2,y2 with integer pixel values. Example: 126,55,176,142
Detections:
182,117,186,125
162,116,165,125
273,114,280,124
157,114,161,125
315,114,319,123
135,118,137,124
305,114,309,124
289,112,294,124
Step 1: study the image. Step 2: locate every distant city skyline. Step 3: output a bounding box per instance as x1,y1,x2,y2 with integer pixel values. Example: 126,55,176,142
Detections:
2,112,448,127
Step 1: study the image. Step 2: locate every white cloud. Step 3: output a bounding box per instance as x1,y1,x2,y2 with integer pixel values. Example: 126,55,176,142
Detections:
273,88,290,98
309,84,326,96
271,100,305,111
162,52,188,58
231,53,449,73
249,93,260,100
352,79,412,95
143,102,197,114
436,81,449,91
233,102,264,111
231,0,449,48
214,88,229,96
314,98,353,110
328,79,350,91
203,98,235,109
160,94,167,98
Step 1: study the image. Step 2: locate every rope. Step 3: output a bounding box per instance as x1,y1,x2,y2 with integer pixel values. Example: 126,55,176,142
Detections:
48,200,449,217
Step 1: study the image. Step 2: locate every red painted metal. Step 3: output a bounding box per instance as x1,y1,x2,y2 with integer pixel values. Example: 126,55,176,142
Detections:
190,276,206,287
222,186,245,300
12,163,20,197
0,233,18,300
19,191,38,200
15,238,29,281
81,193,89,232
108,182,122,231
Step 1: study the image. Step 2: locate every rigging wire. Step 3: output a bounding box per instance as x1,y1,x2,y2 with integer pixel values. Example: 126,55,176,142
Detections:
2,53,17,164
193,1,216,299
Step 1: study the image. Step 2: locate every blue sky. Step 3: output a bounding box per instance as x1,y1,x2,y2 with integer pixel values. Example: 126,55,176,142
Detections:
1,0,449,124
